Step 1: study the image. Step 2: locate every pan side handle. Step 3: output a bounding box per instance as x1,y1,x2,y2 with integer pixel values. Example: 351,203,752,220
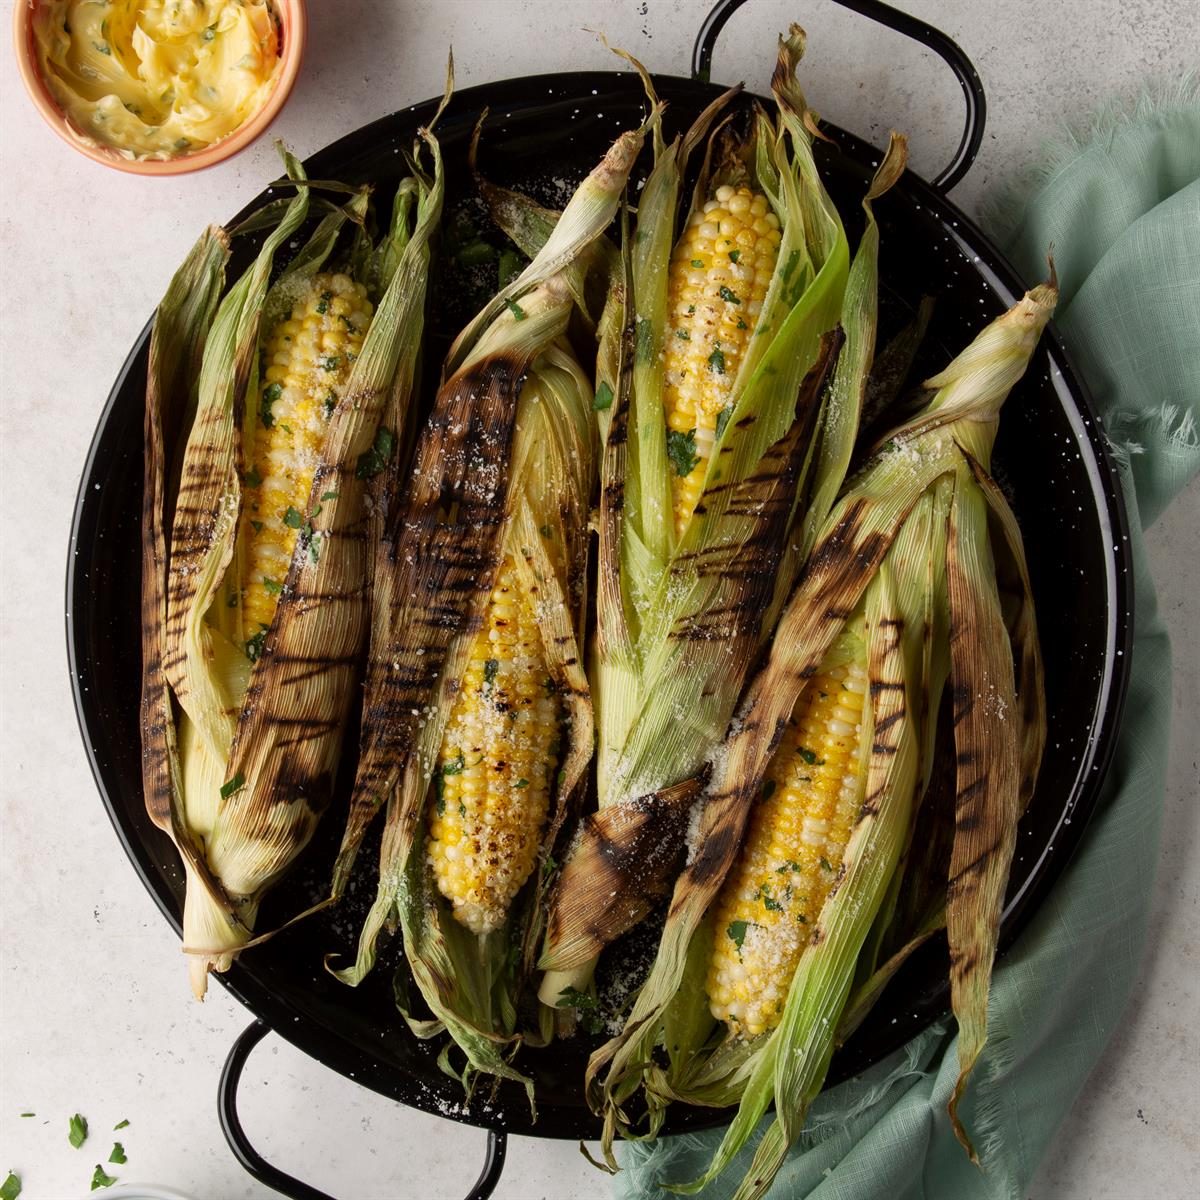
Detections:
691,0,986,192
218,1020,508,1200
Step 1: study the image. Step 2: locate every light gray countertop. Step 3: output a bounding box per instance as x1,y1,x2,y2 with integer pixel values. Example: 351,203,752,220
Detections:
2,2,1196,1197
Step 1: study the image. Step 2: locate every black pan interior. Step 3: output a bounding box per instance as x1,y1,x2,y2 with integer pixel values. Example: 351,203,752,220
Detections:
67,71,1132,1140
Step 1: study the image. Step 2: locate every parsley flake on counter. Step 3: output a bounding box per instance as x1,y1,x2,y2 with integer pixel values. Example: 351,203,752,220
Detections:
108,1143,126,1165
1,1172,21,1200
90,1165,117,1191
69,1113,88,1149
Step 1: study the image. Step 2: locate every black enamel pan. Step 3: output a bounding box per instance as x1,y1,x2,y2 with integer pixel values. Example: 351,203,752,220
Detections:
66,2,1132,1196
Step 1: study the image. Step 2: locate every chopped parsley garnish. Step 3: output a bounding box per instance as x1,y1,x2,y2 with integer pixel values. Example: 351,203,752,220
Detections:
541,852,557,876
262,577,282,595
797,747,821,765
592,381,614,412
782,247,802,282
246,629,267,662
539,524,552,538
90,1165,117,1191
321,354,341,372
776,859,801,874
321,491,340,501
355,425,395,479
514,778,529,789
737,318,748,330
250,519,264,533
220,772,246,800
729,249,741,263
113,1120,129,1131
483,659,499,688
503,297,527,321
108,1143,127,1165
306,528,322,564
718,285,741,305
666,428,699,477
174,138,191,153
20,1113,34,1118
674,328,690,341
69,1113,88,1149
283,506,303,529
316,290,332,314
442,751,465,777
727,919,750,951
707,345,726,374
244,465,263,488
323,390,337,418
759,885,782,912
0,1172,20,1200
686,304,696,315
635,317,654,364
760,778,777,801
691,258,704,268
819,856,834,872
715,404,734,441
555,986,603,1033
260,381,280,429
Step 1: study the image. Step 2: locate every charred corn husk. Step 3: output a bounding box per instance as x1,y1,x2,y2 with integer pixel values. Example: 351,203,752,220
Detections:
141,135,444,999
542,35,912,1024
328,123,648,1099
586,276,1056,1196
540,31,860,1015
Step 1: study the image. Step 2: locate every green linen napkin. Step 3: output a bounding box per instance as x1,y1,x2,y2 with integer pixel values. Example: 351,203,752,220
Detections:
615,86,1200,1200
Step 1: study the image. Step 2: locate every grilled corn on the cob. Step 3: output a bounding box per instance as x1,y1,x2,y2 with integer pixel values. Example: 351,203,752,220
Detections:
428,554,560,934
707,656,867,1036
665,185,782,534
240,274,374,640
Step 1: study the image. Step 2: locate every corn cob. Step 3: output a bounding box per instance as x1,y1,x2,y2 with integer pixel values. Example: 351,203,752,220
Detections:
707,656,867,1037
664,185,782,534
330,126,645,1099
427,554,560,934
142,137,445,998
240,274,373,640
587,278,1056,1198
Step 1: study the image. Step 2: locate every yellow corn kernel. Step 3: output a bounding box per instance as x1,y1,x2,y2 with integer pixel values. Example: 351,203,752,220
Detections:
427,556,560,934
706,657,868,1037
663,184,782,536
238,273,372,650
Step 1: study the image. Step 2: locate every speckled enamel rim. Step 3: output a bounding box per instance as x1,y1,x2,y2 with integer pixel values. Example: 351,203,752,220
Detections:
12,0,306,175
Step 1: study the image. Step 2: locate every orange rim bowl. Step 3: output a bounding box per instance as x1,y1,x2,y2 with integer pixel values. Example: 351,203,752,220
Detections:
11,0,307,175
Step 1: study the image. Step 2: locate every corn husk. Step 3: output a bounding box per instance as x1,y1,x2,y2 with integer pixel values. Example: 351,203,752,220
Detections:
586,277,1056,1189
540,29,875,1007
142,127,445,997
326,123,650,1099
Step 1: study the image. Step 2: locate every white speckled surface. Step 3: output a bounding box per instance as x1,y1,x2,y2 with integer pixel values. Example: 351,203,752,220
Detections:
1,2,1196,1198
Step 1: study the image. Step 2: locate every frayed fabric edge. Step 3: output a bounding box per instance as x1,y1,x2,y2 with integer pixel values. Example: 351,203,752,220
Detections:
1106,402,1200,470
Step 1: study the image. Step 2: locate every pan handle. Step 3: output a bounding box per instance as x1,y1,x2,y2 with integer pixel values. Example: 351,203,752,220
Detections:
218,1019,508,1200
691,0,986,192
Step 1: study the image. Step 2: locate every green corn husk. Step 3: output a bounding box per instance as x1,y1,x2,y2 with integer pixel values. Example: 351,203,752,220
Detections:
143,122,445,997
326,122,651,1101
586,277,1056,1189
540,29,880,1012
540,44,912,1012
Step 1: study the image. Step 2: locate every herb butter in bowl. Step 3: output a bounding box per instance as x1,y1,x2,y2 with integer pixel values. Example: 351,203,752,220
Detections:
14,0,306,174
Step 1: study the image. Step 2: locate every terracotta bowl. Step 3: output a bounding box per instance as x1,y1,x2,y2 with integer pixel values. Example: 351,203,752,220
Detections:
12,0,306,175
